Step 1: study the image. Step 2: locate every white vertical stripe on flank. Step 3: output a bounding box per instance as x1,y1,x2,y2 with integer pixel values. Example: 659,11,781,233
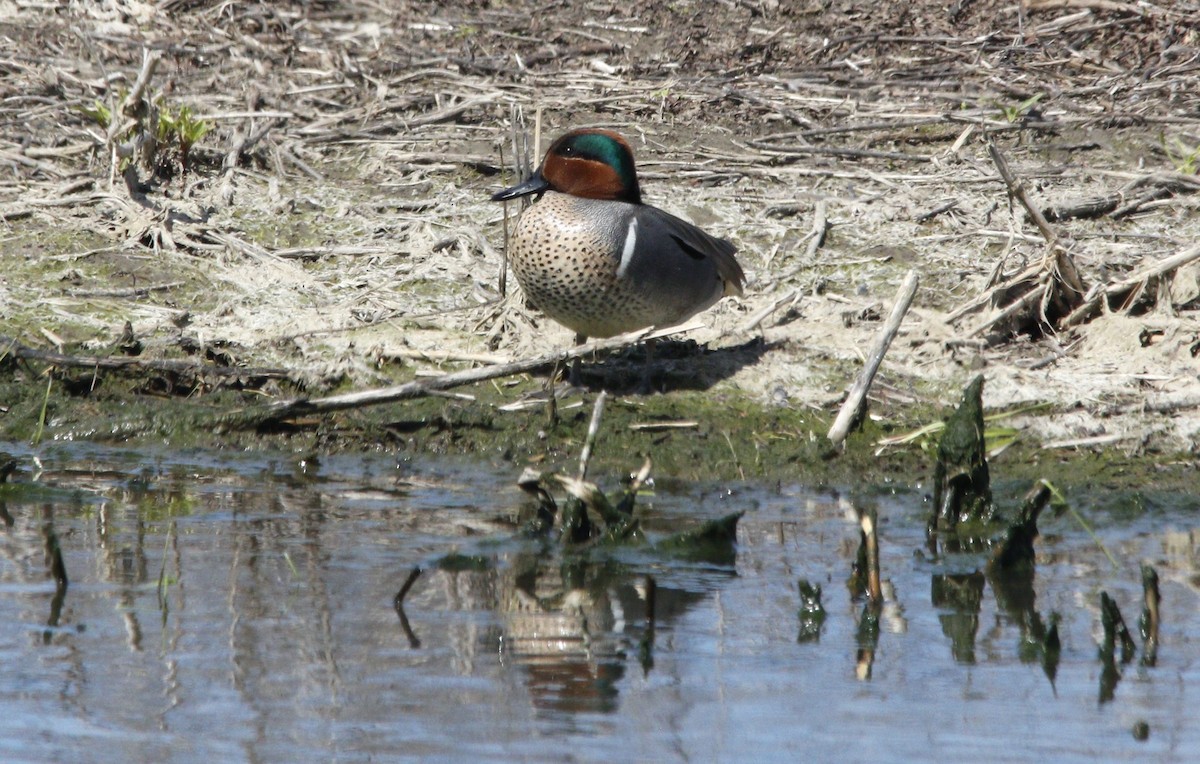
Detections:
616,217,639,278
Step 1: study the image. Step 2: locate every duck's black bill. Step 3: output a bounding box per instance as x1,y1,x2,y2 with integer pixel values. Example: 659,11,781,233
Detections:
491,171,549,202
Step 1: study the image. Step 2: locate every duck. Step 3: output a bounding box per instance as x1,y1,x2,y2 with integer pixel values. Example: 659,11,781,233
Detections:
491,128,744,383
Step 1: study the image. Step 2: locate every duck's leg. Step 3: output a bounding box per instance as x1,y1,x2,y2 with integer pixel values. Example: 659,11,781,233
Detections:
639,337,658,393
569,332,587,386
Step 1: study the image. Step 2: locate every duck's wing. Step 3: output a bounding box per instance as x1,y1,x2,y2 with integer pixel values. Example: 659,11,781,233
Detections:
635,206,745,298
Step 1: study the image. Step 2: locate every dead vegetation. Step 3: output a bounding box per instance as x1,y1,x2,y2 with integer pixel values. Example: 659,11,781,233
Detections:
1,0,1199,452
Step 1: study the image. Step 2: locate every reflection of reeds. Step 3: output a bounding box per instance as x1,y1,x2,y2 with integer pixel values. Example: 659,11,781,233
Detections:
156,519,175,612
1140,565,1160,668
859,507,882,604
1099,591,1137,704
42,507,69,644
517,390,740,556
393,567,424,648
796,579,825,644
851,506,883,681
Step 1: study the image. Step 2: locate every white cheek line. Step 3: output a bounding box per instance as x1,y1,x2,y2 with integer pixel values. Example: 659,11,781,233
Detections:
616,217,638,278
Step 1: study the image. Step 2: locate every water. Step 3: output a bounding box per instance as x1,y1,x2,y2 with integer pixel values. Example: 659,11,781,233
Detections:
0,441,1196,762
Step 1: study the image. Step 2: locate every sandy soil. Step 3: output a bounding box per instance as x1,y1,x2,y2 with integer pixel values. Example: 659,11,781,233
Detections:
1,0,1199,454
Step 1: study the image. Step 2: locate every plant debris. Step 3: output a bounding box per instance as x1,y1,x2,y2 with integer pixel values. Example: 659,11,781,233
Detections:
0,1,1198,456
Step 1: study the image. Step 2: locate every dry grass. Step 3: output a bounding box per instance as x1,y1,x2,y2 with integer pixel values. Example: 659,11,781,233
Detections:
1,0,1199,450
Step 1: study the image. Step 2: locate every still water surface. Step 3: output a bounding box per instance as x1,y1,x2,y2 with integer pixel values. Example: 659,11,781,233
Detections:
0,441,1196,762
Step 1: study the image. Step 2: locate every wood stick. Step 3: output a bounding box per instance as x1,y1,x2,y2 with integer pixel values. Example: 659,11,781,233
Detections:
741,288,798,333
578,391,608,481
1061,243,1200,328
804,199,829,260
0,334,292,380
749,140,931,164
498,136,510,297
967,280,1047,338
381,348,511,365
224,321,704,427
987,142,1059,248
828,270,920,446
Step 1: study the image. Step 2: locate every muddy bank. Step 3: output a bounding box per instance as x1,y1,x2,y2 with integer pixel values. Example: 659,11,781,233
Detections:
1,1,1198,472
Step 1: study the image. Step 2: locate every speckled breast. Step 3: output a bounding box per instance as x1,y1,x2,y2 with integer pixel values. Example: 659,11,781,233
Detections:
508,193,659,338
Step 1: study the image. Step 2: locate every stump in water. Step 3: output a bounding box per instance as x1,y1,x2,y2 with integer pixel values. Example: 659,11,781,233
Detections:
929,374,993,535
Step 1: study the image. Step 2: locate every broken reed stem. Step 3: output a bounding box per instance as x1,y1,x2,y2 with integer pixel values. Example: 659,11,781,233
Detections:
124,50,161,122
578,391,608,481
741,288,798,333
626,457,653,497
861,507,883,603
967,277,1046,338
498,102,532,297
1061,243,1200,328
497,139,509,297
1060,494,1120,570
828,269,920,446
33,375,52,447
534,106,542,173
108,48,161,150
945,259,1043,324
804,199,829,260
987,142,1058,248
107,49,163,188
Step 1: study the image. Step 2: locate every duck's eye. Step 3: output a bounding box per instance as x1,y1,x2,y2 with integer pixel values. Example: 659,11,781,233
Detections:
562,146,576,156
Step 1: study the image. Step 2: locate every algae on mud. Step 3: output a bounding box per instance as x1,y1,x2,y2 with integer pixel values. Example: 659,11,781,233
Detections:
3,340,1198,500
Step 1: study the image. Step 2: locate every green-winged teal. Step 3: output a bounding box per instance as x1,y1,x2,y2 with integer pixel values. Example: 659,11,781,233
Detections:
492,129,745,363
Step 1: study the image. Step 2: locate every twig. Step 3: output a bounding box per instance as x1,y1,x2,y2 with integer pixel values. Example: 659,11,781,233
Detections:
914,199,959,222
767,200,831,286
1040,433,1128,449
804,199,829,261
578,392,608,481
741,288,798,332
967,278,1047,338
977,144,1086,335
1044,173,1200,222
748,140,931,164
0,334,293,381
628,420,699,431
1061,243,1200,328
222,321,704,427
1108,392,1200,416
724,88,815,128
828,270,920,446
987,142,1058,248
381,348,511,365
66,281,185,298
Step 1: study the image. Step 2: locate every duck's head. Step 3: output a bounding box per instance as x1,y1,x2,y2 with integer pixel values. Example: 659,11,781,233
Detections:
491,129,642,205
